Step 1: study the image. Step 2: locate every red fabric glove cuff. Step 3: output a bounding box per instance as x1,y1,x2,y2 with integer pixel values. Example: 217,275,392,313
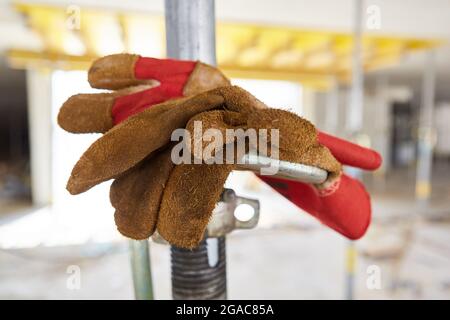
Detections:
259,173,371,240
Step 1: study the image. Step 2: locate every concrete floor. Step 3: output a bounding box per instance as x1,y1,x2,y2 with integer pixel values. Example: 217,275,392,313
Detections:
1,223,449,300
1,167,449,299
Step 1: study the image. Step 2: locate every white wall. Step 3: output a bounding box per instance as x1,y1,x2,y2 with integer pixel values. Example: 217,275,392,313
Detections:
26,69,53,206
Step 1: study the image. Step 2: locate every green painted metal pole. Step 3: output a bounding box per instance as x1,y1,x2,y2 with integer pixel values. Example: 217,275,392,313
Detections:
129,239,154,300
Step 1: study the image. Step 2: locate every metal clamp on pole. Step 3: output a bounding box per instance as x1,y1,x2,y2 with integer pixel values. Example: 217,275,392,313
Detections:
153,188,261,246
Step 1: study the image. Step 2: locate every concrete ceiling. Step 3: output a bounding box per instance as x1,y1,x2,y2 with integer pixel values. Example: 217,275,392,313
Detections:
0,0,449,99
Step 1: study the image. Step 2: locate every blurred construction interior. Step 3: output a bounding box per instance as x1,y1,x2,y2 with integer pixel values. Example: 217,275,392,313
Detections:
0,0,450,299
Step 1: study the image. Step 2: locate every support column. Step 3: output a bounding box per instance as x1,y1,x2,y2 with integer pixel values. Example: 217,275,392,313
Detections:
415,51,436,206
345,0,365,301
165,0,216,64
347,0,364,134
165,0,227,300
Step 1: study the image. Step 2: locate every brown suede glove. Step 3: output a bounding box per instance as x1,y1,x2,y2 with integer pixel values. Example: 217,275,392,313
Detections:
156,106,341,248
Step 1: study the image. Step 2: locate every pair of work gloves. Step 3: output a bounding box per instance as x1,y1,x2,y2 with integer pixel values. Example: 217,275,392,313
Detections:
58,54,381,249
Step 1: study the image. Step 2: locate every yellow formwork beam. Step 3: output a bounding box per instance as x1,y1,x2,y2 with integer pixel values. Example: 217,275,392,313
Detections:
10,2,444,89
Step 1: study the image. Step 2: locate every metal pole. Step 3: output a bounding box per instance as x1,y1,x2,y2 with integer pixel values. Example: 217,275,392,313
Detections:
165,0,216,64
129,239,154,300
171,238,227,299
373,73,388,190
325,76,339,135
345,0,365,300
165,0,227,300
415,51,436,207
347,0,364,134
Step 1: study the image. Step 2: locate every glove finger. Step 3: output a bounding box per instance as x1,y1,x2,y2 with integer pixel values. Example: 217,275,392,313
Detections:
183,62,231,96
58,92,114,134
88,54,157,90
67,92,224,195
247,108,342,180
157,162,235,249
58,84,156,134
88,54,195,90
213,85,267,112
318,131,382,171
184,110,248,162
59,85,262,135
111,146,174,240
184,107,342,180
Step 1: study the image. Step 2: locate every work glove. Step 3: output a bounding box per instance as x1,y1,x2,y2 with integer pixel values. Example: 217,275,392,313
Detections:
58,54,379,248
155,101,341,247
58,53,230,133
259,131,382,239
58,53,228,247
